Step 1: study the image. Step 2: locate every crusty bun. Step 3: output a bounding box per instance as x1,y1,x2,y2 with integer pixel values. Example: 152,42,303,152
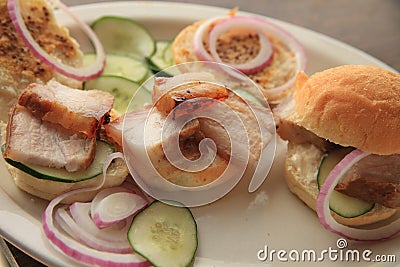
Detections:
0,0,83,122
1,123,128,204
284,142,397,226
172,18,298,104
292,65,400,155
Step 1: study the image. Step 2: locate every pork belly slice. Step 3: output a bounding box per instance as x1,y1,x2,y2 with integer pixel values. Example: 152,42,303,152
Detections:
105,108,200,147
118,108,226,187
18,80,114,138
336,154,400,209
152,76,275,163
4,105,96,172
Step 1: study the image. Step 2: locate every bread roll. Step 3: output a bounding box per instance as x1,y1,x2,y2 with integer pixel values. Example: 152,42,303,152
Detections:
292,65,400,155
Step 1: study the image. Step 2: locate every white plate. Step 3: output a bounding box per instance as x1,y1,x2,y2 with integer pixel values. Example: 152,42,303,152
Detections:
0,2,398,266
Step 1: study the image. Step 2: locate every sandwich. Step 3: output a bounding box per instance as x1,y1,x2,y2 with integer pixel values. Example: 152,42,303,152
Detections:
0,0,83,122
1,81,129,204
275,65,400,226
171,12,305,105
104,74,275,188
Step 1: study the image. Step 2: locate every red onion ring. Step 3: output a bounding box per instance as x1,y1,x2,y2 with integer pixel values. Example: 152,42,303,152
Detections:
7,0,105,81
208,16,273,74
317,149,400,241
42,152,150,266
193,16,228,61
91,188,148,229
55,207,134,253
70,202,131,242
193,15,306,97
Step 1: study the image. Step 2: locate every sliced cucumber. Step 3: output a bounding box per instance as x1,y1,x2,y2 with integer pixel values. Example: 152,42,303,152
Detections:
2,141,114,183
84,53,149,83
233,88,264,106
83,75,151,114
91,16,156,59
128,201,198,267
147,41,174,71
317,148,375,218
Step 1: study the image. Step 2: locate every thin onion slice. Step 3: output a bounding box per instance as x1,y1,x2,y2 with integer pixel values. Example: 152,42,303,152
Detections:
193,15,306,97
91,188,148,229
193,16,228,62
316,149,400,241
7,0,105,81
70,202,131,242
208,16,273,74
55,207,133,254
42,152,150,266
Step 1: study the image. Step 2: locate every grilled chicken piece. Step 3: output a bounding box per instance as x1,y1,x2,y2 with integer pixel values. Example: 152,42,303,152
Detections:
4,105,96,172
18,80,114,138
274,97,338,151
336,154,400,208
0,0,83,122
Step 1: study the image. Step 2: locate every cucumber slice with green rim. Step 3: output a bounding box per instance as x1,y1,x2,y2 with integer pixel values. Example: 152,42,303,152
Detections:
91,16,156,59
233,88,264,106
128,201,198,267
83,75,151,114
84,53,149,83
317,148,375,218
148,41,174,71
2,141,114,183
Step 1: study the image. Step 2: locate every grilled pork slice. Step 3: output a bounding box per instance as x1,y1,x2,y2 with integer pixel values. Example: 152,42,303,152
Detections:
0,0,83,122
18,80,114,138
4,105,96,172
336,154,400,209
153,76,275,163
274,97,338,152
105,108,200,147
107,108,226,187
198,91,275,163
152,75,229,116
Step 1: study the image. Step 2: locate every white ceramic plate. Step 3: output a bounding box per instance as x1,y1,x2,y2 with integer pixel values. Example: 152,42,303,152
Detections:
0,2,398,266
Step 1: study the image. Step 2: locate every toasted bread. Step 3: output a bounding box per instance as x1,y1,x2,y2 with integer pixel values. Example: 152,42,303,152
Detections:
0,0,83,122
172,19,298,104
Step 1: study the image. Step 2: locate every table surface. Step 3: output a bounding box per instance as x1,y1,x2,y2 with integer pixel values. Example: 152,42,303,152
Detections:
4,0,399,266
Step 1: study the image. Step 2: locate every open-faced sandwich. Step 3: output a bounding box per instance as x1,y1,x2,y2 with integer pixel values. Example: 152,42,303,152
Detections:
1,80,129,203
172,10,306,105
275,65,400,240
0,0,84,122
105,72,275,189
